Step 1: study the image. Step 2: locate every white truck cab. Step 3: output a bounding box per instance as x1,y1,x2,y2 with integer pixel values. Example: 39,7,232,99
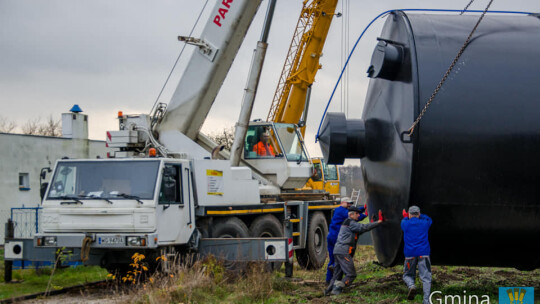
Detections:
35,157,279,272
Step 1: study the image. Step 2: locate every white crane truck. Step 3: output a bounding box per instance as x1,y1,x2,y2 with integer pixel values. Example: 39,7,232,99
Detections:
15,0,338,274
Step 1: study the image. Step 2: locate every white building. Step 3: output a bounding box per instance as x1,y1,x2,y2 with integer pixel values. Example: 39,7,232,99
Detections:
0,106,108,243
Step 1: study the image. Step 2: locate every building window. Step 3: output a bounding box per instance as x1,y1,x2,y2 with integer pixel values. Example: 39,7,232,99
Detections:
19,173,30,191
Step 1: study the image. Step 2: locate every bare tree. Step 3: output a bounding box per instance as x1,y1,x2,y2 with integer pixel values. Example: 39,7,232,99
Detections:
22,118,41,135
38,115,61,137
22,115,61,136
208,127,235,151
0,116,17,133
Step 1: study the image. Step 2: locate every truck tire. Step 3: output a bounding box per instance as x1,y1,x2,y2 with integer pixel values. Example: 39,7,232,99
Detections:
211,217,249,273
250,214,283,271
250,214,283,238
296,211,327,269
212,217,250,238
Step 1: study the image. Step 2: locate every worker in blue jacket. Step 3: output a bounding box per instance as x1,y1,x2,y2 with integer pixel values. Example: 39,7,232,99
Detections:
401,205,432,304
326,197,366,284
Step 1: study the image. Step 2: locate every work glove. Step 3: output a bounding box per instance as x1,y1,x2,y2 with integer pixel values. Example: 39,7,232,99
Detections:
372,210,383,222
365,204,370,222
402,209,409,219
358,205,366,213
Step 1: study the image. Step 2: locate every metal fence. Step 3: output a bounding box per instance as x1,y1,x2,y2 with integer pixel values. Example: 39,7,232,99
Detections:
10,207,42,239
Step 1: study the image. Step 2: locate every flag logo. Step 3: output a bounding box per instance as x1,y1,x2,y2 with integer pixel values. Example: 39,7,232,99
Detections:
499,287,534,304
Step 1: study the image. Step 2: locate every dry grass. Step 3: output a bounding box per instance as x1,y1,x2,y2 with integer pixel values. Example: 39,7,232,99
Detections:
87,246,540,304
118,255,277,304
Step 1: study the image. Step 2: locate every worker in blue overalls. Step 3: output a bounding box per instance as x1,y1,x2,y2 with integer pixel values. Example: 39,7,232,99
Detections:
325,197,366,285
401,205,433,304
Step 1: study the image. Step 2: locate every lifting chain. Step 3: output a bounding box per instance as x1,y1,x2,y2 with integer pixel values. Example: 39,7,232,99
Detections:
460,0,476,15
407,0,494,137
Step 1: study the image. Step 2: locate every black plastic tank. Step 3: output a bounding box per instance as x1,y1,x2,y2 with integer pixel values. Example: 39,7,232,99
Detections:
319,11,540,270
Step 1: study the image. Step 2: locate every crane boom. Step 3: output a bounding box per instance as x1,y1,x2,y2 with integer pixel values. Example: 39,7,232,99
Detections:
157,0,262,151
266,0,338,135
262,0,341,197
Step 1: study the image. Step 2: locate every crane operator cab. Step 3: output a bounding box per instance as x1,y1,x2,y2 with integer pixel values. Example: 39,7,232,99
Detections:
304,158,340,197
243,122,312,189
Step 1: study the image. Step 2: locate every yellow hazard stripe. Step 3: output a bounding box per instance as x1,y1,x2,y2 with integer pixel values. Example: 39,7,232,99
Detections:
308,205,338,210
292,232,300,237
207,208,284,215
290,219,300,223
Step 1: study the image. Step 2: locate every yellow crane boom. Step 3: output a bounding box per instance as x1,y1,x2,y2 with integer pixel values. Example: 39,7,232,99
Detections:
266,0,341,197
267,0,339,136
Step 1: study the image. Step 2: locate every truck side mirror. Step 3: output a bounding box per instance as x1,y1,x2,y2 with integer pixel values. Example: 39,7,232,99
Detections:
40,183,49,200
40,167,52,180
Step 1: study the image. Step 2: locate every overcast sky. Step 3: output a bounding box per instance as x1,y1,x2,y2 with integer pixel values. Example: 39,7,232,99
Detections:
1,0,538,157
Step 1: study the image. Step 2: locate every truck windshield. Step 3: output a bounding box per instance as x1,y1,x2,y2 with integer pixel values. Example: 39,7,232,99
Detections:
323,162,338,181
274,123,308,162
47,161,160,200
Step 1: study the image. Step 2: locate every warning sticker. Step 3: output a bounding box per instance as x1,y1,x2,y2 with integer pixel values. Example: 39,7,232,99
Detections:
206,169,224,195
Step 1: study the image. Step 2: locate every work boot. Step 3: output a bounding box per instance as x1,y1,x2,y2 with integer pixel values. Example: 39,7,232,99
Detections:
330,281,345,295
324,281,335,296
323,287,332,296
331,286,343,295
407,286,417,300
323,282,333,296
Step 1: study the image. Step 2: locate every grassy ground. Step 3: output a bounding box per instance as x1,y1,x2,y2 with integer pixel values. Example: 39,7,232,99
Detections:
120,246,540,304
0,246,538,303
284,246,540,304
0,248,108,300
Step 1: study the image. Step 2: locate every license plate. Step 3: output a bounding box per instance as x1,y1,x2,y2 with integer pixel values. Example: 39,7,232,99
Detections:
99,236,124,245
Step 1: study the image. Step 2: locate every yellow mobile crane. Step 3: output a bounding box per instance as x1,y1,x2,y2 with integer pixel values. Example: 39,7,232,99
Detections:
267,0,340,196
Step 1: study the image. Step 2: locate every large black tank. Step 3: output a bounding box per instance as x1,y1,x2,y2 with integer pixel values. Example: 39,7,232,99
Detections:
319,11,540,270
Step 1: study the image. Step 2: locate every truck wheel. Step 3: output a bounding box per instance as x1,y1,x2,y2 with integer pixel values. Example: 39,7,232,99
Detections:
212,217,250,238
296,211,328,269
250,214,283,271
212,217,249,273
250,214,283,238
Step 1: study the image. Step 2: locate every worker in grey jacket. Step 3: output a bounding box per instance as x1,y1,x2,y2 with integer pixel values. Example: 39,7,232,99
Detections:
325,206,384,296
